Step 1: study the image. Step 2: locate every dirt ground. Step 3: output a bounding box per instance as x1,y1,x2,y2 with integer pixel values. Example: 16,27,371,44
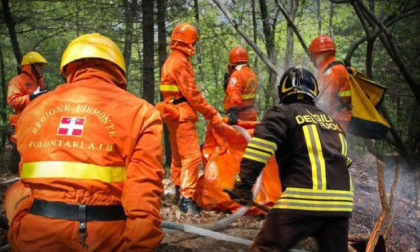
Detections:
0,149,419,252
156,150,420,252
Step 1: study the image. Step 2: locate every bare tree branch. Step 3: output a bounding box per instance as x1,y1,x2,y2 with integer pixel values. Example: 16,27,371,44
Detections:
354,0,420,104
274,0,309,57
212,0,278,75
194,0,206,96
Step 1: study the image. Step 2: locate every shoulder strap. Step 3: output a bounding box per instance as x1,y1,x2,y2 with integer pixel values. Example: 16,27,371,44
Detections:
324,61,345,73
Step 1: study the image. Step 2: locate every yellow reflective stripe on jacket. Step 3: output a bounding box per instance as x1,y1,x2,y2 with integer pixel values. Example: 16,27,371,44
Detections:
303,125,326,190
160,84,179,92
21,161,126,183
273,187,353,212
338,90,351,97
241,93,256,100
273,199,353,212
339,133,352,167
280,187,353,201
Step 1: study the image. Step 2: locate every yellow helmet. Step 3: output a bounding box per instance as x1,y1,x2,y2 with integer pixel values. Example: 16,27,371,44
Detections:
60,33,126,76
21,52,48,66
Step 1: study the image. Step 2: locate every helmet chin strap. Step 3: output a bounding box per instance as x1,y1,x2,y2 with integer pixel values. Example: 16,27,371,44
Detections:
31,64,42,82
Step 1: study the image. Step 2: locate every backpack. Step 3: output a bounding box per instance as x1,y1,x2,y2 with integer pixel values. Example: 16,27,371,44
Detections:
325,62,390,139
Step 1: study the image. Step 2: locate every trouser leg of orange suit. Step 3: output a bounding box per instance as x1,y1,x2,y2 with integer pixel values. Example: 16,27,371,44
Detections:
167,120,201,198
167,121,181,187
4,180,32,226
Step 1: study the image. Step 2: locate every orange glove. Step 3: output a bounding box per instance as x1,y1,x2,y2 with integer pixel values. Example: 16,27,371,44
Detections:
210,114,239,139
209,113,223,130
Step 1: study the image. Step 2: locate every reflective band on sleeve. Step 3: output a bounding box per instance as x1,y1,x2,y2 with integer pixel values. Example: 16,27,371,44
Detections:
249,137,277,152
339,133,348,156
22,161,126,183
347,158,352,167
338,90,351,97
243,148,272,164
241,93,256,99
302,125,326,190
247,143,275,155
160,84,179,92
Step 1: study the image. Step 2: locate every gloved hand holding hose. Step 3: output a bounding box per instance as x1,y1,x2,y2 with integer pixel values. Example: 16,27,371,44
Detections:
223,175,253,206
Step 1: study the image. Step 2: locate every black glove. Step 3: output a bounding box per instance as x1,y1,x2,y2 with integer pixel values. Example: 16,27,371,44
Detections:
223,179,253,206
227,106,239,125
223,72,230,91
29,87,48,101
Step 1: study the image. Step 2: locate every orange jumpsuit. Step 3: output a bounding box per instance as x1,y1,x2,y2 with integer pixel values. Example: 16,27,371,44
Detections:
7,64,45,127
7,62,164,251
317,57,351,131
160,44,218,198
224,64,258,121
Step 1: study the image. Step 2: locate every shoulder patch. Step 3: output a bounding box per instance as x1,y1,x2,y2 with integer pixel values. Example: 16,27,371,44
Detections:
323,68,332,76
230,77,237,87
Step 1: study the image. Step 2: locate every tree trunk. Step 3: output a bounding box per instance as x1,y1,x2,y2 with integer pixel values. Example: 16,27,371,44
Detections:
284,0,298,70
142,0,155,104
329,2,334,37
259,0,278,102
317,0,321,34
251,0,258,69
123,0,138,73
0,44,7,155
2,0,22,74
157,0,171,167
193,0,206,95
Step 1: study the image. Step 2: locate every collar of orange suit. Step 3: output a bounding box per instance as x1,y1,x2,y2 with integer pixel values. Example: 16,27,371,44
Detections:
170,40,195,57
21,64,43,84
65,60,127,90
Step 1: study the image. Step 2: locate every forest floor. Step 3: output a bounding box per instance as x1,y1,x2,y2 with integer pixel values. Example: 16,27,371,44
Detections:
0,148,419,252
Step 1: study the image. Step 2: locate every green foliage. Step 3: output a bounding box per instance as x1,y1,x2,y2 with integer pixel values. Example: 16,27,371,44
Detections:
0,0,418,154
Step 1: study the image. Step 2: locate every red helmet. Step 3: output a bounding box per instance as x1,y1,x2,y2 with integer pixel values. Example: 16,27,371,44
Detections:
171,23,199,44
308,35,336,55
229,47,248,64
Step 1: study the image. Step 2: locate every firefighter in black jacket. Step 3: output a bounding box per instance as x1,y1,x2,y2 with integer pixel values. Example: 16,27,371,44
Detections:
225,67,353,252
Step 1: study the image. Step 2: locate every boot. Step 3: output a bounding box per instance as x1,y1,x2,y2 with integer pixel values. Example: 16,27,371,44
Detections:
178,196,201,217
174,185,180,204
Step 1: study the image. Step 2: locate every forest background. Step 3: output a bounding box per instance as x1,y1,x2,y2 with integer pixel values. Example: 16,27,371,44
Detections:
0,0,419,251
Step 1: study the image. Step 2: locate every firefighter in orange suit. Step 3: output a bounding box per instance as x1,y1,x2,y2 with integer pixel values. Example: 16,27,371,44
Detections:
7,52,48,173
223,46,258,124
5,33,164,251
160,23,224,216
7,51,48,129
308,35,351,131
